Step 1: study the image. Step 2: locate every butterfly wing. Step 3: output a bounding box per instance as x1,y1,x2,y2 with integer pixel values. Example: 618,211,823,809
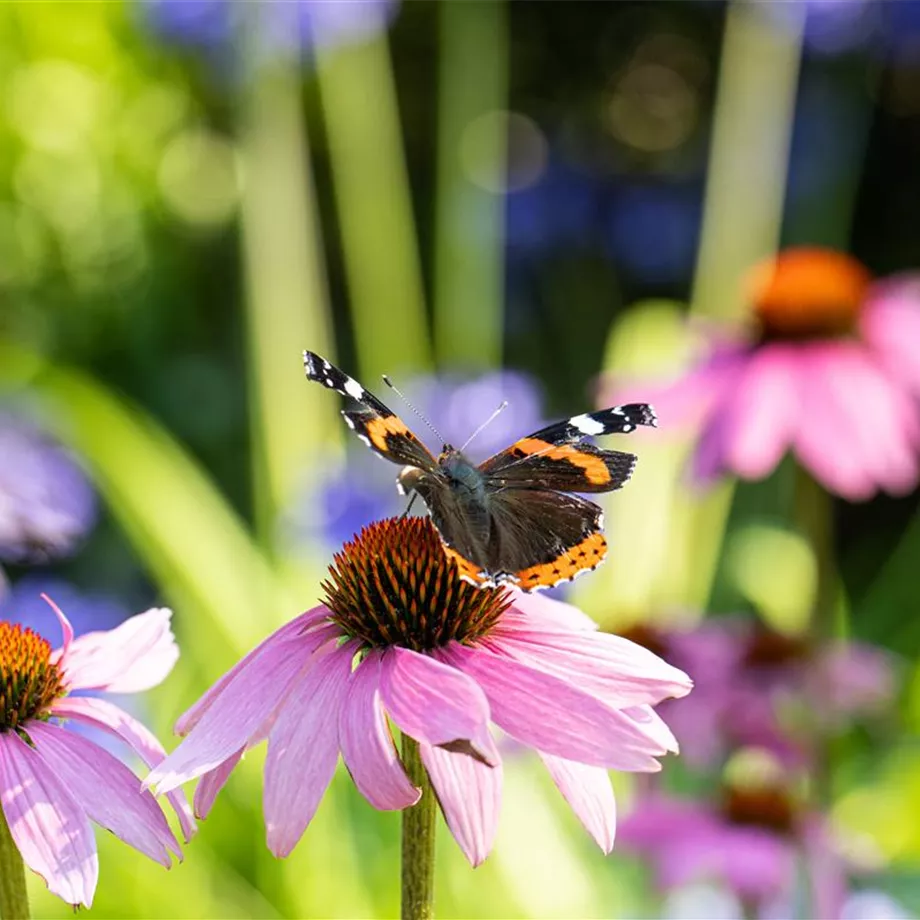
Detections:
303,351,438,471
478,403,656,493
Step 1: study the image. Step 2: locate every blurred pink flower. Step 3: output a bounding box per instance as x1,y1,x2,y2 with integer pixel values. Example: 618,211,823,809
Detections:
608,248,920,500
624,619,897,769
0,596,194,907
618,784,847,918
147,518,692,864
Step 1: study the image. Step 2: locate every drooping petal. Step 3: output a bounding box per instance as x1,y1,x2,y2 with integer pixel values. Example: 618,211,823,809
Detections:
339,651,420,811
264,644,354,857
440,643,667,771
794,342,920,499
420,742,502,867
51,696,195,842
490,620,692,708
0,731,98,908
861,278,920,395
58,608,178,694
147,626,337,795
379,646,496,765
194,751,244,820
27,723,179,867
174,607,333,735
622,705,679,753
723,343,800,480
539,753,616,853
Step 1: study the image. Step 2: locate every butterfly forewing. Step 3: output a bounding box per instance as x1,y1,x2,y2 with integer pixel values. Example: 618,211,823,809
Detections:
303,350,438,472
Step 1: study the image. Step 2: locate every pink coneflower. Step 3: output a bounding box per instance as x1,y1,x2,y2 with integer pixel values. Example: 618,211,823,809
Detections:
618,753,847,918
0,596,194,908
609,248,920,500
147,518,692,866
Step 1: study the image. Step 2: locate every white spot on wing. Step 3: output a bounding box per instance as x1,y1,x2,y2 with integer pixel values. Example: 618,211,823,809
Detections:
343,377,365,401
570,413,606,436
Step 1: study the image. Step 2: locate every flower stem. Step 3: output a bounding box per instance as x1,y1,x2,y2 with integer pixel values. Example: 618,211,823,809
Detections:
401,735,436,920
0,806,30,920
794,465,841,641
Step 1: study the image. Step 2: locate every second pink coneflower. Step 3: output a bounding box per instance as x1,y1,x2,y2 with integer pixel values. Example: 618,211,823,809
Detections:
610,248,920,501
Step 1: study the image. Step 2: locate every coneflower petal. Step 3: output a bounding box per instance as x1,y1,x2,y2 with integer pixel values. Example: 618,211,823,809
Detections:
420,742,502,867
0,730,98,908
265,644,354,857
539,753,616,854
340,652,420,810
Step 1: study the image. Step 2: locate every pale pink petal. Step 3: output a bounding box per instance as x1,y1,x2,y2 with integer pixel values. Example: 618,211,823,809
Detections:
194,751,243,820
622,705,679,753
801,815,846,920
794,342,920,499
500,589,599,632
724,344,801,480
379,646,497,765
59,608,178,694
339,651,420,811
440,643,667,771
264,644,354,857
27,723,179,867
147,626,337,795
490,621,692,708
51,696,195,842
539,753,616,853
0,731,98,907
43,594,73,665
861,278,920,395
175,607,333,735
420,742,502,867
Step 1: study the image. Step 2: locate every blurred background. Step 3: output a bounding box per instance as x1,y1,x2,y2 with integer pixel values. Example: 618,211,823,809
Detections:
2,0,920,917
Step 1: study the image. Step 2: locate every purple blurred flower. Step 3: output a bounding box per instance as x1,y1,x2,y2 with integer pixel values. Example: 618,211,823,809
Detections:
293,369,546,550
0,576,129,637
608,249,920,501
619,776,847,918
624,618,898,769
0,414,97,564
142,0,399,60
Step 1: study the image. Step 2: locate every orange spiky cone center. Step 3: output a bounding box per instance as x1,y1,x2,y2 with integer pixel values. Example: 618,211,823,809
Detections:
0,622,65,733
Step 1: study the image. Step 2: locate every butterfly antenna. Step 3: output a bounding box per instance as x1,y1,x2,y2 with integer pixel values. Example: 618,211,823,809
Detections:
382,375,445,444
459,400,509,452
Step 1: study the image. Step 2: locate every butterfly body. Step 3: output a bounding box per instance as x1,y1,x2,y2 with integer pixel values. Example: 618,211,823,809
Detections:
303,350,656,591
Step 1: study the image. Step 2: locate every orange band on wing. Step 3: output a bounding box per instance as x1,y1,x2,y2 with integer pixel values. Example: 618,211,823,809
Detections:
365,415,412,452
513,438,612,485
515,531,608,589
443,546,491,585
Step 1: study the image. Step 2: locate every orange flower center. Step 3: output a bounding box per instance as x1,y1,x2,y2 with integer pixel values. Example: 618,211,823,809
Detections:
322,517,510,652
0,622,66,733
747,247,871,339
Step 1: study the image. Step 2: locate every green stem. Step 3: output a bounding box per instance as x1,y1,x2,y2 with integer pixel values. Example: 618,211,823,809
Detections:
794,464,841,641
400,736,436,920
0,806,30,920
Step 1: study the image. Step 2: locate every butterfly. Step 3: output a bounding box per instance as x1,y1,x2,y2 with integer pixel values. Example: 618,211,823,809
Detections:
303,351,656,591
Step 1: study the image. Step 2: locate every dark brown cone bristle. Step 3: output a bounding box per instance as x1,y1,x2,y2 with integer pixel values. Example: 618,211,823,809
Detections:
322,517,510,652
0,623,66,734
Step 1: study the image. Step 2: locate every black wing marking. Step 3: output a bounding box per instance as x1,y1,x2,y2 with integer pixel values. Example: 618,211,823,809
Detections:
303,350,437,471
527,403,657,444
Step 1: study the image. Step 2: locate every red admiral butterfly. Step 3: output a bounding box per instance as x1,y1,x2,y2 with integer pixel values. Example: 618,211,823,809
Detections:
303,351,656,591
